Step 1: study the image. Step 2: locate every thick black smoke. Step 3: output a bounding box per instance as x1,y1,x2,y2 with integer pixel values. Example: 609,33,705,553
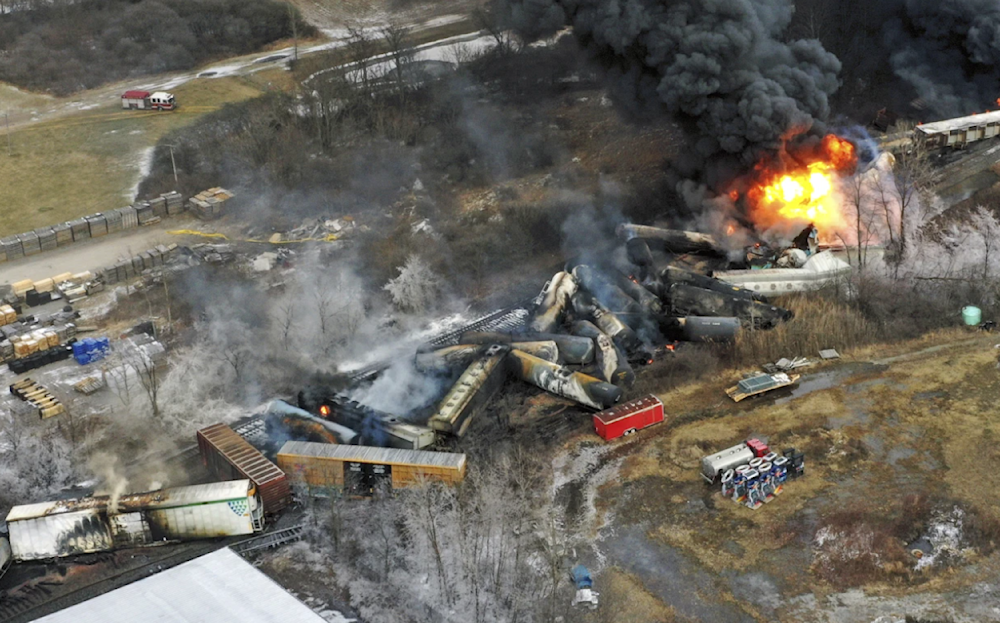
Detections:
884,0,1000,118
502,0,841,166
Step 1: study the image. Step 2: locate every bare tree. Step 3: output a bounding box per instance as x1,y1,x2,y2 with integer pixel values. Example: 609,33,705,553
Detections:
275,299,296,351
381,23,413,104
104,354,135,411
889,123,932,270
346,26,378,96
130,346,163,419
839,173,880,270
473,1,519,56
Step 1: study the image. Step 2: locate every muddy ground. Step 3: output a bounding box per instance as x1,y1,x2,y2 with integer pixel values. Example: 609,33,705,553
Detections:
550,332,1000,623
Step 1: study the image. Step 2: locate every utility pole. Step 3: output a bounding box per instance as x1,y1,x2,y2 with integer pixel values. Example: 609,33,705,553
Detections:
289,3,299,63
165,144,178,184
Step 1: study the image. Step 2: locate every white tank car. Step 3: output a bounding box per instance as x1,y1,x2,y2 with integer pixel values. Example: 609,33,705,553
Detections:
701,443,754,483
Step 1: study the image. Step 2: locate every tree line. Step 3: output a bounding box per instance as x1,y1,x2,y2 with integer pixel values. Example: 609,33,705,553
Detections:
0,0,314,94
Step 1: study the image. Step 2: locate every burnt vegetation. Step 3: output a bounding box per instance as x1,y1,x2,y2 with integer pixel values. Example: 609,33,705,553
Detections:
0,0,314,95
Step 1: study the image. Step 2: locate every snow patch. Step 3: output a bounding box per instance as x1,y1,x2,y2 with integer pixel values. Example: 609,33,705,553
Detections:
914,506,970,570
128,146,155,201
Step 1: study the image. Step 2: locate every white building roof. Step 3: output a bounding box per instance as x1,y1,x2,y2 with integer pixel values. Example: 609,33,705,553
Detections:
916,110,1000,135
35,548,330,623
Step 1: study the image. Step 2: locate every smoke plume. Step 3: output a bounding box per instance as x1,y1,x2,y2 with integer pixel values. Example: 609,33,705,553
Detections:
883,0,1000,118
502,0,841,166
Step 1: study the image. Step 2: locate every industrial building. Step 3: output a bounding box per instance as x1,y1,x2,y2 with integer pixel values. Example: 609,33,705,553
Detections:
33,548,330,623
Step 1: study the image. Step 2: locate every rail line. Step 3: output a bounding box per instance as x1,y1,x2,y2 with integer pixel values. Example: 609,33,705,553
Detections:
0,539,226,623
347,305,531,382
230,524,305,556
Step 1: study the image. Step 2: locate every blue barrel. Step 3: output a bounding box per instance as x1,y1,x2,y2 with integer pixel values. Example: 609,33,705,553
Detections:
962,306,982,326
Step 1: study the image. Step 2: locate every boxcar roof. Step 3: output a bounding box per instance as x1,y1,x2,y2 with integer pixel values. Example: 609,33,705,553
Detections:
198,423,286,484
278,441,466,470
6,480,252,522
594,395,662,425
917,110,1000,135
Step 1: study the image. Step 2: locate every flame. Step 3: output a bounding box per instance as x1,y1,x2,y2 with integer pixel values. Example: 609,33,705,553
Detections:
319,405,330,417
745,134,857,233
996,97,1000,107
726,223,736,236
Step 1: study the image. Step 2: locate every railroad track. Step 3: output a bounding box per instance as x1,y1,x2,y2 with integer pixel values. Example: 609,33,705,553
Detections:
230,524,305,556
0,539,228,623
347,305,531,382
0,518,304,621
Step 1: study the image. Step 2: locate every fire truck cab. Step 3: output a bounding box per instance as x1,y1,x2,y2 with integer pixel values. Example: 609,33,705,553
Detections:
149,91,176,110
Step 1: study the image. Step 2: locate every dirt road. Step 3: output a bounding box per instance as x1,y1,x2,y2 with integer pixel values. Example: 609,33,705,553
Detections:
0,222,204,286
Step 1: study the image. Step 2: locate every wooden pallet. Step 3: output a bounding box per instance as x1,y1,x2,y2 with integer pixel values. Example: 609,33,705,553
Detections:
74,375,105,395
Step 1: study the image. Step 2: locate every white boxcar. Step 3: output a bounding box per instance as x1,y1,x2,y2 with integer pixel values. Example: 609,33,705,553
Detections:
6,480,263,561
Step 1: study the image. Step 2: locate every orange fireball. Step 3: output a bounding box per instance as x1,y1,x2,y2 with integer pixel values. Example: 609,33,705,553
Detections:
745,134,857,233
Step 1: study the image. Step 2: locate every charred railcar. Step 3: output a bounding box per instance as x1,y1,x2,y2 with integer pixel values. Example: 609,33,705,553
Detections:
5,480,263,561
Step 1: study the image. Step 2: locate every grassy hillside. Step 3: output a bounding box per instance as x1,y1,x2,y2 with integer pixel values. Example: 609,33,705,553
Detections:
0,76,270,236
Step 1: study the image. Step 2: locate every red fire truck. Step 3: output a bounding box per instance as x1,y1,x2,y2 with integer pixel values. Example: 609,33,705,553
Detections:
592,395,664,441
121,90,176,111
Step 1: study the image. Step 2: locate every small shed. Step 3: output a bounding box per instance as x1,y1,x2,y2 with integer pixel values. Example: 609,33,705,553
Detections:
121,90,150,109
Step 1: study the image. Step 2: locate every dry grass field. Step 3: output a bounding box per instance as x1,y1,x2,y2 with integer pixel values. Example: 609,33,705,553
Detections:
584,331,1000,619
0,76,271,236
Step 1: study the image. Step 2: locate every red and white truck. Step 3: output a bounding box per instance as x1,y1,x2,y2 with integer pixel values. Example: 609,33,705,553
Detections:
121,90,176,110
592,395,664,441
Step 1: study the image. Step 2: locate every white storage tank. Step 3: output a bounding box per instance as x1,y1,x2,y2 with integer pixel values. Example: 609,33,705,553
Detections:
701,443,754,483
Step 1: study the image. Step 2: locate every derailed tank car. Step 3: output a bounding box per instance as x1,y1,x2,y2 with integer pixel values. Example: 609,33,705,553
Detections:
197,423,292,515
5,480,263,562
427,344,509,436
277,441,466,496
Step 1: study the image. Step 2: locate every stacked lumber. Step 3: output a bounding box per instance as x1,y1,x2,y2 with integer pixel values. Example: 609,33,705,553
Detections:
188,187,234,220
9,378,65,419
